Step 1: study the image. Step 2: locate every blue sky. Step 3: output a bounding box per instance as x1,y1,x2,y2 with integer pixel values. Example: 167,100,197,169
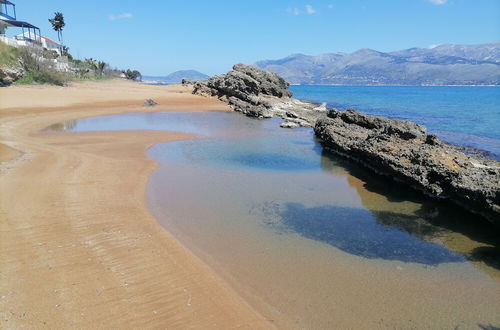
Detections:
7,0,500,75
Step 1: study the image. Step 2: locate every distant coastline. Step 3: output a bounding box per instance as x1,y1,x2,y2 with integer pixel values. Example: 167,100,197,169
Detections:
256,42,500,86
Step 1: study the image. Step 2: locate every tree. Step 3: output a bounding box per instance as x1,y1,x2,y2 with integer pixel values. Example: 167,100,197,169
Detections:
61,45,70,57
48,12,65,44
97,61,107,77
124,69,142,81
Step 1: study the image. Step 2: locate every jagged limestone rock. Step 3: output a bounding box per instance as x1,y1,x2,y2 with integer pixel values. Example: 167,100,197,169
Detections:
184,63,325,125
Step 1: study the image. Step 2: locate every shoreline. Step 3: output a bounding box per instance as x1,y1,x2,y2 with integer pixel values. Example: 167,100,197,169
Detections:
186,64,499,224
0,80,274,328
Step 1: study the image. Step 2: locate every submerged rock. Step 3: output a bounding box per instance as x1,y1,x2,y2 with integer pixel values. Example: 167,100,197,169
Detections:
280,121,300,129
315,109,500,224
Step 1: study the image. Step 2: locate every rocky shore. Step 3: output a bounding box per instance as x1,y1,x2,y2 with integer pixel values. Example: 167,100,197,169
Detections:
185,64,500,225
183,63,324,127
316,110,500,224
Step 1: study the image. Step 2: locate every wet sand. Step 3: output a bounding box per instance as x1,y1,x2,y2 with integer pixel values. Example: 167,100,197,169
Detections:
0,80,273,329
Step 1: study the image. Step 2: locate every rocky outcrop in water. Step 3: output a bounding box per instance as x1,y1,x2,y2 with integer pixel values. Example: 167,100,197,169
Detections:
185,65,499,224
183,63,323,126
314,109,500,224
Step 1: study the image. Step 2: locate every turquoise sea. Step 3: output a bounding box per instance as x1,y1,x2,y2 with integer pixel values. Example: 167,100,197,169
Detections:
290,86,500,159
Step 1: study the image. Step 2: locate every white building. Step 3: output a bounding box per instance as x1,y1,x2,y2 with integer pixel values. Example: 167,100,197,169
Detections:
15,31,62,54
0,0,61,54
0,1,41,44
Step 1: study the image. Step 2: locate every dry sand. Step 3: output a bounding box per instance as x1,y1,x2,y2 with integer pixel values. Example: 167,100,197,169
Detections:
0,80,274,329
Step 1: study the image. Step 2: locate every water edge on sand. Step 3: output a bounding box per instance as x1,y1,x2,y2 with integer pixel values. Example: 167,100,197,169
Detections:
49,111,500,329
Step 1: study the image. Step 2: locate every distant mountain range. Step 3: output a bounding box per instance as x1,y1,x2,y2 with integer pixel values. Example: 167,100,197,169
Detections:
255,42,500,85
144,70,209,84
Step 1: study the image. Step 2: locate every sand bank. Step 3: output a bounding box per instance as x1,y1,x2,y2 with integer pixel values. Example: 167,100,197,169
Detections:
0,80,273,329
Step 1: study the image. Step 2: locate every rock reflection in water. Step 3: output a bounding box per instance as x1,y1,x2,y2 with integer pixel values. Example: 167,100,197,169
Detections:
319,148,500,274
44,120,77,132
271,202,464,265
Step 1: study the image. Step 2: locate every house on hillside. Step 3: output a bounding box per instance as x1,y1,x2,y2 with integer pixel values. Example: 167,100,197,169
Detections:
16,31,61,53
0,0,42,46
0,0,62,54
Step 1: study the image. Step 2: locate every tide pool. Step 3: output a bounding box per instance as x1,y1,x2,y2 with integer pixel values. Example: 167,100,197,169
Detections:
50,111,500,329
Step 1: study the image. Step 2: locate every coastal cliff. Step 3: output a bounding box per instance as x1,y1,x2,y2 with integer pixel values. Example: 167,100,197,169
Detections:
185,64,500,225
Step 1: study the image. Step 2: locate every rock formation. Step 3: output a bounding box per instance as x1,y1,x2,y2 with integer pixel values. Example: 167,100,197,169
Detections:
185,64,499,224
0,65,23,86
183,63,323,126
315,109,500,224
143,98,158,107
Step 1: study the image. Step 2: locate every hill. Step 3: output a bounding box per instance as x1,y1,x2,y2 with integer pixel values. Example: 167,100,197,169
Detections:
255,42,500,85
145,70,209,84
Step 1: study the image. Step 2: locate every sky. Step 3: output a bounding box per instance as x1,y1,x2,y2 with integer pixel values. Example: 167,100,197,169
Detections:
6,0,500,75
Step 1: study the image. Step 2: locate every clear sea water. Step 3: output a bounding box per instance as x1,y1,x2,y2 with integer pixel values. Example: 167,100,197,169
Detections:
290,85,500,159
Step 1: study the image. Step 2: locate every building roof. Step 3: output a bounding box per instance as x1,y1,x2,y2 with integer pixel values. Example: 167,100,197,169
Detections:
16,32,61,46
0,1,15,5
0,18,39,29
40,35,60,45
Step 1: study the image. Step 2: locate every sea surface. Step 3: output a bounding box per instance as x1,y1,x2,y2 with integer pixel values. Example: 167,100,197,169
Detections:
291,85,500,159
49,110,500,329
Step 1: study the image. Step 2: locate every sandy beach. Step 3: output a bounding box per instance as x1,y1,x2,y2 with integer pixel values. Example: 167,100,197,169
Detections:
0,80,274,329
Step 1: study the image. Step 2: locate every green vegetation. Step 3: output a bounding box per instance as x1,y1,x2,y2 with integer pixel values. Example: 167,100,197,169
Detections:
124,69,142,81
1,44,142,86
14,73,34,84
1,10,145,86
0,42,20,67
17,46,70,86
1,37,140,86
48,12,65,45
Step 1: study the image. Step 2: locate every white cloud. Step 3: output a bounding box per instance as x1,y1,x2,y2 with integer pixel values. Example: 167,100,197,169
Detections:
287,5,316,16
286,7,301,15
305,5,316,14
427,0,447,5
108,13,133,21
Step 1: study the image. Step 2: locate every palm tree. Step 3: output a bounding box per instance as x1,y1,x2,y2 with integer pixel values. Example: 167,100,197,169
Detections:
97,61,107,77
48,12,65,44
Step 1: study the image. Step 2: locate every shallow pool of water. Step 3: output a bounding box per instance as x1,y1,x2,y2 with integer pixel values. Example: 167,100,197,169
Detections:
54,111,500,329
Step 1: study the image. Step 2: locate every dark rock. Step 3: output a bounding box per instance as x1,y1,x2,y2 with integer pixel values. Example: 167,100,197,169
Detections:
337,109,427,140
314,109,500,224
426,134,441,146
143,99,157,107
181,78,195,85
185,63,322,124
